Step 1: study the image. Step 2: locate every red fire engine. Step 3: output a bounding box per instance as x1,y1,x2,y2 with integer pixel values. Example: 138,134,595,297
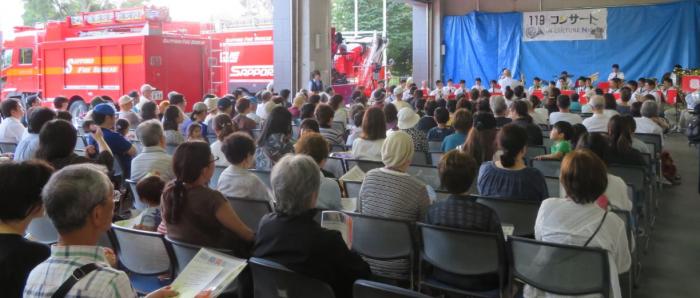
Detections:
0,6,216,115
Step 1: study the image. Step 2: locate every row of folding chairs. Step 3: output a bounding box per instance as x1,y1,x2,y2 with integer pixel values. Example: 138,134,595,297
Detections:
0,141,17,154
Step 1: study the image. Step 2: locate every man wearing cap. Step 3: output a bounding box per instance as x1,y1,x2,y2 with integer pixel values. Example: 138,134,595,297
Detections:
118,95,141,127
392,87,411,111
136,84,156,112
88,104,137,177
203,96,220,131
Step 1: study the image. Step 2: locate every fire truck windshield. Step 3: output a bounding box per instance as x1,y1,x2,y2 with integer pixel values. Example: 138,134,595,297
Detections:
1,49,12,69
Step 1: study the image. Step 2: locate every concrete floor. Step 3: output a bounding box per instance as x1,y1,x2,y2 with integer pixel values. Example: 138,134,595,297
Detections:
634,134,700,298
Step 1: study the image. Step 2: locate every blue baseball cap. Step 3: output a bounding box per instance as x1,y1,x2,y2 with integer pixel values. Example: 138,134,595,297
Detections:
92,103,116,116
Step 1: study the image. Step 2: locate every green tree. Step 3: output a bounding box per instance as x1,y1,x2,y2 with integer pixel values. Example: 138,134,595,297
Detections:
22,0,144,25
332,0,413,78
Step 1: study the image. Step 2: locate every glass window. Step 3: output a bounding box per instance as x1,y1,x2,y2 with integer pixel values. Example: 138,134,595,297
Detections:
19,48,32,65
1,49,12,69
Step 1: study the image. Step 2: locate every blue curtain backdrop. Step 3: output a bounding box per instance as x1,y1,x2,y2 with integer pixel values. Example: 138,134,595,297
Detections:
442,0,700,85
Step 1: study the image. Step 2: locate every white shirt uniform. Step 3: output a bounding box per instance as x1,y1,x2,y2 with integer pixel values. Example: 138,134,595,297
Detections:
0,116,26,143
608,71,625,81
528,85,544,94
528,198,631,298
549,112,583,125
556,79,572,90
470,84,484,91
498,77,520,93
429,88,446,99
582,113,612,132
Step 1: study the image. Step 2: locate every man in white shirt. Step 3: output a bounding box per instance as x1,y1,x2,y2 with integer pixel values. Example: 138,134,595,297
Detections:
131,120,174,182
607,64,625,81
626,80,641,103
555,71,572,90
392,87,412,111
582,95,612,132
635,101,665,145
641,80,661,104
135,83,155,112
549,95,583,125
498,69,520,93
454,79,468,96
471,77,484,91
0,99,26,143
527,77,544,94
608,78,623,94
429,80,447,99
487,80,500,94
256,91,273,120
445,79,456,95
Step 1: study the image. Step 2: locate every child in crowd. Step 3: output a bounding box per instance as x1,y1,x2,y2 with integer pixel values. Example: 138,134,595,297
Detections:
536,121,574,160
427,107,454,142
115,118,132,139
186,122,206,142
133,175,165,232
345,110,364,147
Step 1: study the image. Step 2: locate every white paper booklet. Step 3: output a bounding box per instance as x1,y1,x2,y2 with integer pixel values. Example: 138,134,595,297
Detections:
170,248,247,297
321,211,353,247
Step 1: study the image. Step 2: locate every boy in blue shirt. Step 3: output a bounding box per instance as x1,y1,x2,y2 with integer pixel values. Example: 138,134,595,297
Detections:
427,107,454,142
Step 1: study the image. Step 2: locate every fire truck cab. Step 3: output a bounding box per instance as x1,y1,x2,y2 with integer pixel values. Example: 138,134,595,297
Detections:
1,6,216,116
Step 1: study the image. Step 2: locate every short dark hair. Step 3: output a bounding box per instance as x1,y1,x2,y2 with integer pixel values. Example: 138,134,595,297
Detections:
384,103,398,124
27,107,57,133
294,132,329,165
553,121,574,140
169,94,185,106
314,104,334,127
604,94,617,110
36,120,78,160
576,132,610,163
56,111,72,122
361,107,386,141
222,132,255,165
53,96,68,109
557,94,571,109
300,118,320,133
280,89,291,99
1,99,21,118
300,103,316,120
560,149,608,204
236,97,251,113
630,101,642,117
308,94,321,105
612,64,620,69
424,100,438,116
434,107,450,124
0,160,54,221
136,176,165,206
438,150,478,194
453,108,473,133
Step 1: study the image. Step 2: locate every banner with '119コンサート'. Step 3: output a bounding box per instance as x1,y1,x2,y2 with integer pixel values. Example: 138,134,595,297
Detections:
523,8,607,42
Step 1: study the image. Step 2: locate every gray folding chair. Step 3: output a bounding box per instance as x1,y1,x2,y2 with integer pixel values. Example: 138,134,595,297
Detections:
226,197,273,230
345,159,384,173
475,196,541,237
429,151,443,167
530,159,562,177
543,137,554,148
165,236,234,276
509,236,611,298
347,212,416,287
330,144,348,153
611,209,636,297
406,164,441,191
210,165,227,188
344,180,363,198
125,179,147,210
354,279,432,298
544,176,560,198
525,145,547,161
0,142,17,154
249,257,336,298
26,215,59,245
324,156,346,178
250,169,272,189
411,152,430,166
428,141,442,152
110,225,174,294
166,144,178,155
608,164,652,228
417,223,507,297
634,133,661,156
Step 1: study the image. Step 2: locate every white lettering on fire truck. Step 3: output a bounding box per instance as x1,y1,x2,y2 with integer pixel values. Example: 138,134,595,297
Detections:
220,51,240,63
229,65,273,78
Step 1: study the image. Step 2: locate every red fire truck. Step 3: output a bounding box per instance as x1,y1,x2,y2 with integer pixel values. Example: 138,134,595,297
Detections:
0,6,217,116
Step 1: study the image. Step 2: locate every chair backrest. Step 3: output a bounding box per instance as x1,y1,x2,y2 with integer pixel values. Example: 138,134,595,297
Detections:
0,142,17,154
428,141,442,152
418,223,504,277
429,151,443,167
509,236,611,298
543,137,554,148
344,181,363,198
412,151,430,166
110,225,173,276
353,279,431,298
324,156,346,177
406,164,441,190
249,257,336,298
166,144,178,155
26,215,59,245
330,144,348,153
125,179,146,210
292,125,300,140
347,213,414,260
345,159,384,173
607,165,645,192
164,236,233,275
226,197,273,230
634,133,661,156
210,165,227,188
530,159,562,177
526,145,548,160
544,176,560,198
250,169,272,189
475,196,541,236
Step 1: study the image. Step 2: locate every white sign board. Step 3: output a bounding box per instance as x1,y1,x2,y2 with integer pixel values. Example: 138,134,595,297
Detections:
523,9,607,41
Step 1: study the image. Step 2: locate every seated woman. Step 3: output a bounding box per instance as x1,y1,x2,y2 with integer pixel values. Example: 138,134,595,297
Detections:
477,124,548,201
252,155,371,298
315,104,345,146
508,100,543,146
607,115,646,166
35,119,113,171
295,133,342,210
210,114,237,166
351,107,386,161
217,132,272,202
162,142,254,256
162,106,185,146
255,106,295,170
358,131,430,279
529,149,631,298
462,112,498,164
0,161,54,297
425,150,503,291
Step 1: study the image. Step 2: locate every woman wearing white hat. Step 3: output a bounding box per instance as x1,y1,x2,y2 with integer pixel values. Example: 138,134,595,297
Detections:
397,107,428,153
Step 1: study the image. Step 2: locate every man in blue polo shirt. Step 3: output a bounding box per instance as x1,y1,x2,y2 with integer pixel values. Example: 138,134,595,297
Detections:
88,103,137,177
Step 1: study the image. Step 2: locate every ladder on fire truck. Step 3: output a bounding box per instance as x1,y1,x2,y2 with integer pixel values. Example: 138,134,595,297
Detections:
207,37,223,95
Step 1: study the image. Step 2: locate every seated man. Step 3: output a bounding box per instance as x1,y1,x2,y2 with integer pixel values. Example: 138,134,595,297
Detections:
0,99,26,143
253,155,370,298
549,95,582,125
88,104,137,177
583,95,613,132
24,164,176,297
131,120,174,182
